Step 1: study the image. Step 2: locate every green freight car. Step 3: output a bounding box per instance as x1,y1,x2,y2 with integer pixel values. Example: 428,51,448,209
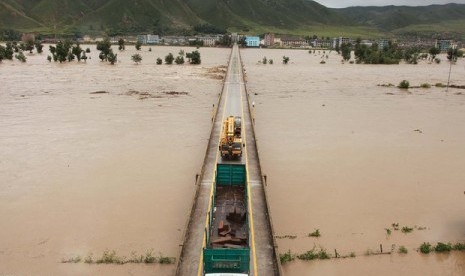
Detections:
203,163,250,275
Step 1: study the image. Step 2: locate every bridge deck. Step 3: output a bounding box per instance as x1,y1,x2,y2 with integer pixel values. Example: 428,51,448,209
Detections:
175,45,280,276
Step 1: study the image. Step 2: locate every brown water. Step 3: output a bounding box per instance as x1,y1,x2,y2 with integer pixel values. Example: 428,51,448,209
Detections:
241,48,465,275
0,45,229,275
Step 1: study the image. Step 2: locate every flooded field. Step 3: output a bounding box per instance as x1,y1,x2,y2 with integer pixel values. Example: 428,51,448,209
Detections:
241,48,465,275
0,45,229,275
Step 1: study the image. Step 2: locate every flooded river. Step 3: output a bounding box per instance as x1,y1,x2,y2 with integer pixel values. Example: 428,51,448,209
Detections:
0,45,229,275
241,48,465,275
2,44,464,276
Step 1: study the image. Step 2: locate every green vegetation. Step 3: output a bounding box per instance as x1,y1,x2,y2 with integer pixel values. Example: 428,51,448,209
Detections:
398,246,408,254
385,228,392,235
262,56,267,64
435,242,452,252
61,256,82,263
107,51,117,65
135,40,142,51
447,48,464,62
420,83,431,88
165,53,174,64
175,55,185,64
282,56,290,64
275,235,297,239
279,250,295,264
186,50,201,64
398,80,410,89
401,226,413,233
131,54,142,64
118,38,125,51
63,250,175,265
297,247,331,261
156,57,163,65
308,229,321,237
15,51,27,62
419,242,432,254
269,59,273,64
96,38,112,61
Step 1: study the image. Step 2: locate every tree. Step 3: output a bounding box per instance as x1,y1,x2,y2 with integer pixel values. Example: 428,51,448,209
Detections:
447,48,463,62
156,57,162,64
262,56,267,64
81,52,88,62
165,53,174,64
107,50,117,65
340,43,351,61
135,40,142,50
269,59,273,64
282,56,290,64
67,51,75,62
178,49,185,56
55,40,72,63
131,53,142,64
15,51,27,62
0,45,5,62
188,50,201,64
118,38,125,51
72,44,83,61
4,43,14,60
175,55,184,64
35,41,43,54
25,39,34,53
47,55,52,62
97,38,112,61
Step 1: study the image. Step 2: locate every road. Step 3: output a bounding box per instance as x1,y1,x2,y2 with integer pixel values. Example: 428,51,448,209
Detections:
175,44,280,276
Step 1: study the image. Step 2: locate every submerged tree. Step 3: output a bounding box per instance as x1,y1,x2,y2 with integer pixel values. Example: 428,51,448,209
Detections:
118,38,125,51
165,53,174,64
131,53,142,64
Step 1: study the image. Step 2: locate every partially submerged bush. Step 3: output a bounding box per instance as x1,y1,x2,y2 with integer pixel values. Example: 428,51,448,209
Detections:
398,80,410,89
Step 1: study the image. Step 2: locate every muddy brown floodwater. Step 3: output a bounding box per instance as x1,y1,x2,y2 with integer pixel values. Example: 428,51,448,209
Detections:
241,48,465,275
0,45,229,275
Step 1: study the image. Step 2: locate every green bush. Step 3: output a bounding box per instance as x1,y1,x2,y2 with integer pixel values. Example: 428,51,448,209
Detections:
398,246,408,254
398,80,410,89
419,242,432,254
279,250,295,264
420,83,431,88
435,242,452,252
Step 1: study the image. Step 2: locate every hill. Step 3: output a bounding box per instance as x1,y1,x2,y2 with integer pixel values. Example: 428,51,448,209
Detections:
0,0,464,39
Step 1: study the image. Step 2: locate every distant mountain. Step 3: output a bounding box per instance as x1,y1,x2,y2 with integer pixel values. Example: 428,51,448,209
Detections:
1,0,464,39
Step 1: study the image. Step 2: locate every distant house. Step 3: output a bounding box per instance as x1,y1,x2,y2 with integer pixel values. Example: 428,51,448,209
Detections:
199,35,220,46
435,39,455,52
333,37,351,49
378,39,390,50
281,36,308,48
312,39,332,48
137,34,160,45
147,35,160,44
245,36,260,47
264,33,275,47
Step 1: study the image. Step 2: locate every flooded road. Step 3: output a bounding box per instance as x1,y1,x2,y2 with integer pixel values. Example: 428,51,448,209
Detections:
241,48,465,275
0,45,229,275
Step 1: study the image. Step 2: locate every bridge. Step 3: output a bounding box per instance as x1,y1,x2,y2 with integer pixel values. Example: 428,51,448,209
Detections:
176,44,281,276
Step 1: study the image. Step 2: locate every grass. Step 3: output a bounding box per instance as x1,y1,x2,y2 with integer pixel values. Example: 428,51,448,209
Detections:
420,83,431,88
280,250,295,264
308,229,321,237
61,256,82,263
297,247,331,261
385,228,392,235
62,250,175,265
401,226,414,233
435,83,446,88
398,246,408,254
275,235,297,239
392,223,400,230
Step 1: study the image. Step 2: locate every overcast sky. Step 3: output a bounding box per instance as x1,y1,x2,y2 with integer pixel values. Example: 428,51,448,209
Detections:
314,0,465,8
